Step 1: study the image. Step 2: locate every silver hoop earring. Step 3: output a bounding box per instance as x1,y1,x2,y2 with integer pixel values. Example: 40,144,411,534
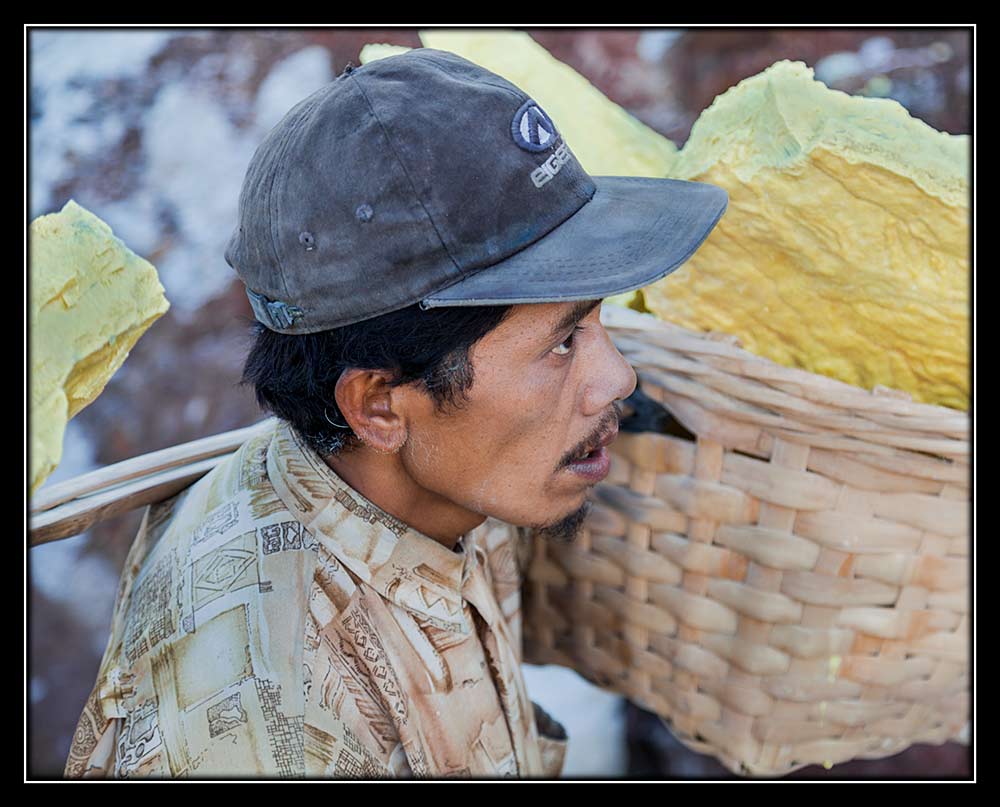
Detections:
324,407,351,429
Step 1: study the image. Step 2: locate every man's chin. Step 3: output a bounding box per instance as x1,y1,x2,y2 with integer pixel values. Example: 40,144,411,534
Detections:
532,499,592,544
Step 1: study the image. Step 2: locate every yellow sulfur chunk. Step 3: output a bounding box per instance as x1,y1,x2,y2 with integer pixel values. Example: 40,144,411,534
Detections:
357,43,410,61
652,60,969,410
29,200,170,494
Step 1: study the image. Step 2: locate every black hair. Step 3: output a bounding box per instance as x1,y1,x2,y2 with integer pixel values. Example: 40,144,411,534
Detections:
239,302,517,457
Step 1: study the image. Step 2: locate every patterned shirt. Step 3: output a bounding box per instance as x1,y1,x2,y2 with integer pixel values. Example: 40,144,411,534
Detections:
64,419,568,778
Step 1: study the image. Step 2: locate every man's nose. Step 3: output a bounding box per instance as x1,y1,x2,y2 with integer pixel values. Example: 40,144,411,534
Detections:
620,355,639,402
583,325,638,416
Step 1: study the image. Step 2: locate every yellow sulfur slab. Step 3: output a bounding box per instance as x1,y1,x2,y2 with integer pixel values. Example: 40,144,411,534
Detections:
29,200,170,495
655,60,969,410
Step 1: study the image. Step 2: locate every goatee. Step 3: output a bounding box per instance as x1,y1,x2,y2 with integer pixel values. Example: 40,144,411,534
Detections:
533,499,592,545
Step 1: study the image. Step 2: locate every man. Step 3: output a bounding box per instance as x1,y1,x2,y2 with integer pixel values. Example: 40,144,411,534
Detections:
64,47,727,779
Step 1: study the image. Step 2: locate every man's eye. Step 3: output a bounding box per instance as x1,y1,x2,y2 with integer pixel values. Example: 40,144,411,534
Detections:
551,325,585,357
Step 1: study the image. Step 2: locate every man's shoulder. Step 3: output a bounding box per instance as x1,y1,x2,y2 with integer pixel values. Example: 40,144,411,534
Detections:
142,420,292,557
89,420,319,776
112,419,313,651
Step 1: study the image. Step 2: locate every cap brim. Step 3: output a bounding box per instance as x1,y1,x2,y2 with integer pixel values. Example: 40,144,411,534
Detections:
420,176,728,308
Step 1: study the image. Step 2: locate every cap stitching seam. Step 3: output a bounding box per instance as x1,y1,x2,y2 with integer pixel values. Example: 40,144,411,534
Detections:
429,207,668,298
572,172,597,204
262,158,289,307
404,51,527,103
266,119,298,305
472,78,526,104
508,209,666,271
347,72,462,278
269,94,325,306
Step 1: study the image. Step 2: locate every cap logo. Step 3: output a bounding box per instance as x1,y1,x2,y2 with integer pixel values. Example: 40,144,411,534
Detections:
511,98,558,152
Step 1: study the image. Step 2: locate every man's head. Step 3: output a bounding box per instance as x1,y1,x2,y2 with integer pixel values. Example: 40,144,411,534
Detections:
241,296,636,546
232,48,725,545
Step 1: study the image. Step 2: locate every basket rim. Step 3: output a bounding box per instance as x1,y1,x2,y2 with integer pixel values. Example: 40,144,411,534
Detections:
601,304,969,423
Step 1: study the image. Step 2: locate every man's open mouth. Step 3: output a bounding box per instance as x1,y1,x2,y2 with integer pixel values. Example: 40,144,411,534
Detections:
570,426,619,463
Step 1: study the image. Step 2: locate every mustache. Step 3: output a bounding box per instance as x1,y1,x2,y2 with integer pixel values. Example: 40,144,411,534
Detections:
563,400,624,466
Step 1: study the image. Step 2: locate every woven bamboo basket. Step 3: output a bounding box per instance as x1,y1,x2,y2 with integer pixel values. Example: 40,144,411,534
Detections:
521,304,970,777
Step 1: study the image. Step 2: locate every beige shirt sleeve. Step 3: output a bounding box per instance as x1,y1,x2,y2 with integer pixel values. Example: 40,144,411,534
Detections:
64,688,118,778
64,495,175,779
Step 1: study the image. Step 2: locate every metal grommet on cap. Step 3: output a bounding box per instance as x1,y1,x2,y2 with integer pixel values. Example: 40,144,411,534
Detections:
355,204,373,222
299,231,316,251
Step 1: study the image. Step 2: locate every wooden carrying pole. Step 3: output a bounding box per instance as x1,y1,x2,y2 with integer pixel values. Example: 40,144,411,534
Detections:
28,418,278,548
26,310,665,548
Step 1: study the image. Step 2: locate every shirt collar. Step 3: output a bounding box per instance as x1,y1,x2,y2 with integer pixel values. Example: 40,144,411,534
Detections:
266,419,485,633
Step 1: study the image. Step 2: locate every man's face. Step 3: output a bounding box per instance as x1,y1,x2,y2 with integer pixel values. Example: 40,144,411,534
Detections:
399,299,637,542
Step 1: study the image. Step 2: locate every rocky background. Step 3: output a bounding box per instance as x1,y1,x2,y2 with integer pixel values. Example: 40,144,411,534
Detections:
27,27,972,779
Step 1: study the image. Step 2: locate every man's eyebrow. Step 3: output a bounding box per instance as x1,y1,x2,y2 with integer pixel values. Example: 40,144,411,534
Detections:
546,298,602,343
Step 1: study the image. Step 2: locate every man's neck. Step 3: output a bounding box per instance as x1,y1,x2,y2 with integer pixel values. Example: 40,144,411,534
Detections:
322,449,487,551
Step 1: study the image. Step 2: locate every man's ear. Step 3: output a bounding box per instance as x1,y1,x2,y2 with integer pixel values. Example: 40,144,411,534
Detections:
334,368,409,452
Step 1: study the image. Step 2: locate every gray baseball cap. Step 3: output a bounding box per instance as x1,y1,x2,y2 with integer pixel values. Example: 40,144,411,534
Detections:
225,47,728,334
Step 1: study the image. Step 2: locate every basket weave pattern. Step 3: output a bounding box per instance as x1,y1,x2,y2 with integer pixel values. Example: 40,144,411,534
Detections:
521,309,970,777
